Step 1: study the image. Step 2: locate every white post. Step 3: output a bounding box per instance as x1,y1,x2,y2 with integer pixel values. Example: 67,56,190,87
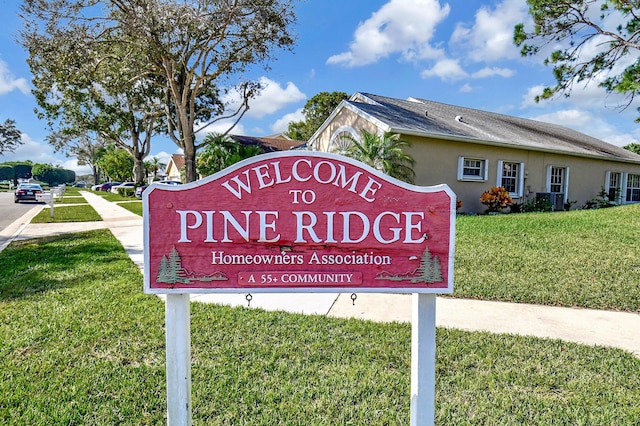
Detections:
165,294,192,426
410,293,437,426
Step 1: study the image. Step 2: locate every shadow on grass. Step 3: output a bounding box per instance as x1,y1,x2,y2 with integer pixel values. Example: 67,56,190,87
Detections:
0,230,131,300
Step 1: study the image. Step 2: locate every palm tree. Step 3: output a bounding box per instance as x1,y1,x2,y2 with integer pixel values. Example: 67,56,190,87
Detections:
147,157,166,181
197,134,263,177
341,130,416,184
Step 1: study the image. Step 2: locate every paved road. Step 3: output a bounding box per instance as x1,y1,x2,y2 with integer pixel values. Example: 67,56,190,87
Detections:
0,192,40,232
0,192,43,250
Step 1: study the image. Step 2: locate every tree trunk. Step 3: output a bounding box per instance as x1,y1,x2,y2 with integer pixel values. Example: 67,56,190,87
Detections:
183,142,197,183
133,157,147,184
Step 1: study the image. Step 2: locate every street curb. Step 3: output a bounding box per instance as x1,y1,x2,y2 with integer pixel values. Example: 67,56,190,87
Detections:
0,204,45,253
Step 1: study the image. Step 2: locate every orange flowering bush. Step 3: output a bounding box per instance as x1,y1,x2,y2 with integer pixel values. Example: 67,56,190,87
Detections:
480,186,513,212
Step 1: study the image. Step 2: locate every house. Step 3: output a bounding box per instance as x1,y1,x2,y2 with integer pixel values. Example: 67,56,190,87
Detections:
308,92,640,213
162,136,304,182
228,134,305,152
164,153,185,182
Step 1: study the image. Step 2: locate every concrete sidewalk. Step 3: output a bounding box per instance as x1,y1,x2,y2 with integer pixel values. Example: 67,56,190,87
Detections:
9,191,640,358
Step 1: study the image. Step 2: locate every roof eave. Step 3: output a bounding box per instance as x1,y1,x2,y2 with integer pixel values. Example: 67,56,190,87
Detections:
389,127,640,165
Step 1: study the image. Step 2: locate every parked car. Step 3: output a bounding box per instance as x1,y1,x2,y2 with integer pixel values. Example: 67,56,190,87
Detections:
135,180,182,199
134,185,148,199
91,184,102,191
99,182,120,192
111,182,135,194
14,183,43,203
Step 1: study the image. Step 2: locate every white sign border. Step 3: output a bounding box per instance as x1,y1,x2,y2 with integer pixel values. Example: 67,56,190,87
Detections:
143,151,456,295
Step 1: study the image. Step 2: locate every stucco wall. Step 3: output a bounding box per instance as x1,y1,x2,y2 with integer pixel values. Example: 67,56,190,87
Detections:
403,135,640,212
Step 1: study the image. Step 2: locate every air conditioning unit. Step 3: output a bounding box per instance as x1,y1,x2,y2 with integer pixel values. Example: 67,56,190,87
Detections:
550,193,565,211
536,192,565,211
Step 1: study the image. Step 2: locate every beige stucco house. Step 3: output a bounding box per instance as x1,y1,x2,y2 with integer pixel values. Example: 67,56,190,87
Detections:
164,153,185,182
308,92,640,213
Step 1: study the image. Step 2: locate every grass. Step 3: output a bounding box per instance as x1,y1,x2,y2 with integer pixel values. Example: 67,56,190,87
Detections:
0,230,639,424
454,204,640,312
93,190,137,202
55,195,88,204
30,204,102,223
118,200,142,216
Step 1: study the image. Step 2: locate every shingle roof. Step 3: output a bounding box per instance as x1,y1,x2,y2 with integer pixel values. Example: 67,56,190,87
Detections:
170,153,185,170
230,135,305,151
346,93,640,163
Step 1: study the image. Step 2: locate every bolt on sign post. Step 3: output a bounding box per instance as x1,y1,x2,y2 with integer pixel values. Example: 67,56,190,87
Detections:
144,151,455,426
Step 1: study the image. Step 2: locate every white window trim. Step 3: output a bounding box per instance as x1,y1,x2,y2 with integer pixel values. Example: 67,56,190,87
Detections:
496,160,525,198
457,156,488,182
546,165,569,203
625,172,640,203
605,171,623,204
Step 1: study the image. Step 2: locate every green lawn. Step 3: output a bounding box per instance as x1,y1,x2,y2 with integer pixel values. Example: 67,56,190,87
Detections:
454,204,640,312
0,231,638,424
93,190,137,202
30,204,102,223
117,200,142,216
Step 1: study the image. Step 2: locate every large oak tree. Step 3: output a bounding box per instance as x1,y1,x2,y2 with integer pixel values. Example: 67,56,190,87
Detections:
21,0,299,182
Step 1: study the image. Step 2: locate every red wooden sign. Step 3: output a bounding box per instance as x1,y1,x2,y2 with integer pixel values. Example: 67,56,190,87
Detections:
143,152,455,294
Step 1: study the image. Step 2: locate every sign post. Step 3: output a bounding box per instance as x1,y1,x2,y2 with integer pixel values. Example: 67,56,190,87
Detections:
144,152,455,425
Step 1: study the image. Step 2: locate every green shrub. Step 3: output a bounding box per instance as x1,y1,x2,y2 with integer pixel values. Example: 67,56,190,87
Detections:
521,197,552,213
582,188,615,210
117,187,136,197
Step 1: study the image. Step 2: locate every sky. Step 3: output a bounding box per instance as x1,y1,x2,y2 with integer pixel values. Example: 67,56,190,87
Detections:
1,0,640,177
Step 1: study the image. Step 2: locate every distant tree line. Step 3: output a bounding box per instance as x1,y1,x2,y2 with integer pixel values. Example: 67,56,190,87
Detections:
0,161,75,186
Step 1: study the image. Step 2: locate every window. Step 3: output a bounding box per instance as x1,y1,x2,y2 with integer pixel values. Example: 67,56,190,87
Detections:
548,166,567,194
606,172,622,203
457,156,488,181
328,126,359,154
627,174,640,202
546,165,569,210
497,161,524,198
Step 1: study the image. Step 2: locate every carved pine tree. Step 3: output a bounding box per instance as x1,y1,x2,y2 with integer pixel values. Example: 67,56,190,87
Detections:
412,247,443,283
157,255,170,283
157,247,187,284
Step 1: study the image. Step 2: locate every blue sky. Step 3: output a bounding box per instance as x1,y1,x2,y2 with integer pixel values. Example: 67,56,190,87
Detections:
1,0,640,175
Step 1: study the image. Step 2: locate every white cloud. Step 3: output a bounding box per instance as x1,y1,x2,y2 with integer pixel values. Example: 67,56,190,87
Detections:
1,133,57,165
270,108,305,134
471,67,515,79
0,132,94,175
327,0,450,67
60,158,92,176
520,84,547,108
197,118,248,138
223,77,305,119
0,59,30,95
459,83,473,93
450,0,527,63
530,109,640,147
420,58,468,81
